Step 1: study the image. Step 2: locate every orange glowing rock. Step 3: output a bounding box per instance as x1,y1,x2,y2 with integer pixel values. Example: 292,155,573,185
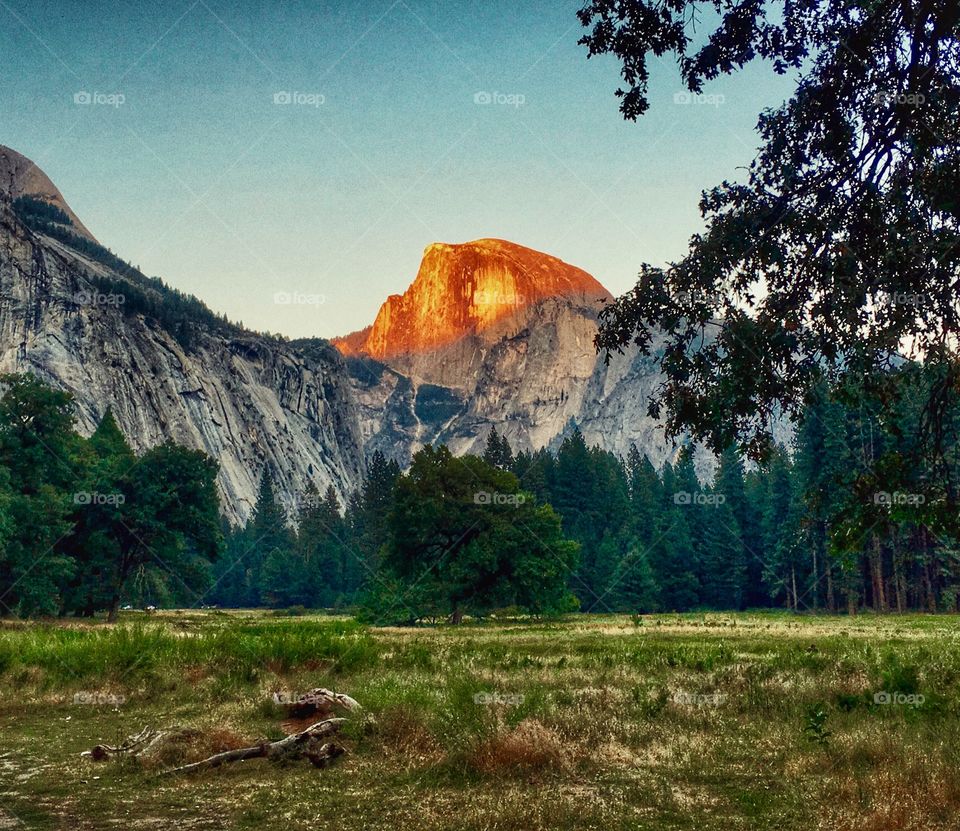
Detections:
333,239,611,359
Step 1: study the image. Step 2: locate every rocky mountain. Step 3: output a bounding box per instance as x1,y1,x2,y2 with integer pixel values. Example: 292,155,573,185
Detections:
333,239,611,360
0,146,365,524
0,144,713,525
0,146,97,242
333,238,698,471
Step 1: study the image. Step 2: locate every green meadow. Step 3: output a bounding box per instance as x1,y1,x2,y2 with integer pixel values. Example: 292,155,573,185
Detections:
1,611,958,830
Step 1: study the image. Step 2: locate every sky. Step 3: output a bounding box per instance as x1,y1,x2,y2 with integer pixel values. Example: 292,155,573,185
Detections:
1,0,798,339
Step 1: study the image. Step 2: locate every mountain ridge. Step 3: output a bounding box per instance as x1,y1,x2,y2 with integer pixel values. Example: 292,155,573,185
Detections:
0,145,98,243
0,148,365,523
0,145,714,520
332,238,612,360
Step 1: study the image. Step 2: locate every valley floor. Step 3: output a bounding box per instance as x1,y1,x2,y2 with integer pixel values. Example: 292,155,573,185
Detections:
1,611,958,830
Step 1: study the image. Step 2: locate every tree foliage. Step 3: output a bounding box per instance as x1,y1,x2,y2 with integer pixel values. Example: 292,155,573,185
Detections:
0,375,221,618
580,0,960,488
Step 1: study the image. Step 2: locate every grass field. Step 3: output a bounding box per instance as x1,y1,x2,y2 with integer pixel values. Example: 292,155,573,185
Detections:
1,611,959,830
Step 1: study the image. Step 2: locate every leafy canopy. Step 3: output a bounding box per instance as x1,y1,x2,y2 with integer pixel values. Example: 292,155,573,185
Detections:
581,0,960,463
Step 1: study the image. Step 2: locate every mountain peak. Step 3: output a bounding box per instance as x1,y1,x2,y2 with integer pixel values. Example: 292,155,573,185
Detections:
334,238,611,359
0,145,97,242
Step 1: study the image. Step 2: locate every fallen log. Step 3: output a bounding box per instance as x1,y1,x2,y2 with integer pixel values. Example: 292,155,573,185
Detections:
273,687,361,718
160,717,347,776
83,689,363,776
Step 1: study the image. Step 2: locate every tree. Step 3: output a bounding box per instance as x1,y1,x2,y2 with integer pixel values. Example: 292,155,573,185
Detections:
292,484,348,608
652,462,700,610
101,441,221,621
758,446,803,609
376,445,579,622
0,375,82,616
581,1,960,497
0,376,223,618
608,541,659,612
700,498,747,610
625,444,660,546
347,450,401,586
247,469,294,608
482,427,514,470
712,447,751,606
62,410,135,617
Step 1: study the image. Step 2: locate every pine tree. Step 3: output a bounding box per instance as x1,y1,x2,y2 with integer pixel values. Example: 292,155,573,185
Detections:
652,463,700,610
625,445,660,546
482,427,514,470
714,447,757,606
249,468,294,607
700,498,747,609
347,451,401,587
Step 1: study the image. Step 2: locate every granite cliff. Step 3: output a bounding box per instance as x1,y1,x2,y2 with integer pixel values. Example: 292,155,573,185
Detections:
333,239,699,471
0,146,365,523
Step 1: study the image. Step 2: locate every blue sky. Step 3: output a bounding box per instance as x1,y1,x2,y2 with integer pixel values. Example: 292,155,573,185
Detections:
2,0,797,338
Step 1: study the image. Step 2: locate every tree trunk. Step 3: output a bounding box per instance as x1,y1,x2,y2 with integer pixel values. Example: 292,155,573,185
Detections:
811,546,820,611
826,560,835,613
921,531,936,611
871,537,887,612
891,532,906,613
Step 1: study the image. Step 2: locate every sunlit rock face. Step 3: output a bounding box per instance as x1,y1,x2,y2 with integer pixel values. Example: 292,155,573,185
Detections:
332,238,714,474
0,145,98,242
333,239,612,360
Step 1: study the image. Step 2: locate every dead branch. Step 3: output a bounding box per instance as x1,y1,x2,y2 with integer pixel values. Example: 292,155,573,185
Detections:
159,717,347,776
83,689,363,776
82,727,164,761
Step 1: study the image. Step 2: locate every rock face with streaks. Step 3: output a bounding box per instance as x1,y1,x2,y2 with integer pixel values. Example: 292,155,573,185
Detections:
332,238,707,472
0,148,365,524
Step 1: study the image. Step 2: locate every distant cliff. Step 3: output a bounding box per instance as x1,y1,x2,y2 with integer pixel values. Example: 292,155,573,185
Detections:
0,146,365,523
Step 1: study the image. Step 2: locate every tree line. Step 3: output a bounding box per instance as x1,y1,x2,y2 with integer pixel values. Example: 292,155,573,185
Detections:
212,363,960,619
2,367,957,620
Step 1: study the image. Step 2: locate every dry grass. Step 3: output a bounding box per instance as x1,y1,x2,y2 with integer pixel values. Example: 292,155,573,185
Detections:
1,610,959,830
468,718,568,776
